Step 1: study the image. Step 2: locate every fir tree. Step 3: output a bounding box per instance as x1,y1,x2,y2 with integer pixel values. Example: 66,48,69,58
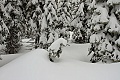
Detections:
88,0,120,63
40,0,58,49
3,1,22,54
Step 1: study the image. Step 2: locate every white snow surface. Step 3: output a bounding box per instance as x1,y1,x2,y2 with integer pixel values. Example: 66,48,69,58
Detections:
0,44,120,80
0,39,33,67
48,38,67,52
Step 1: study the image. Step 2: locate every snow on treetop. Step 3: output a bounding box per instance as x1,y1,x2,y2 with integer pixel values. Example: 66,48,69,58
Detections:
93,24,101,31
70,0,80,4
76,21,83,28
17,0,22,5
1,20,9,32
47,32,54,44
115,37,120,46
0,25,2,31
0,0,6,4
41,15,47,30
76,2,84,16
36,6,41,12
71,17,79,27
111,49,120,61
40,33,47,44
106,41,113,52
4,2,14,12
90,32,105,44
51,6,56,15
48,38,67,52
92,6,109,24
45,0,51,4
30,19,37,29
116,8,120,14
88,0,96,10
106,14,120,33
32,0,38,5
47,13,52,21
0,2,5,11
107,0,120,5
90,34,100,43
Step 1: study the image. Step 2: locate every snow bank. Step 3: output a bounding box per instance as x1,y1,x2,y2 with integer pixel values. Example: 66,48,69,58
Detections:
0,54,23,67
22,38,31,43
0,45,120,80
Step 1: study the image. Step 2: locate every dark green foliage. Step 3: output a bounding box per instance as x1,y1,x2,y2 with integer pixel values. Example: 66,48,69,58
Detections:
5,22,21,54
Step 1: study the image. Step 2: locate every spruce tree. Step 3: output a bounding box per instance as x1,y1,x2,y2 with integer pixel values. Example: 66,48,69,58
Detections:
69,0,88,43
40,0,58,49
88,0,120,63
4,1,22,54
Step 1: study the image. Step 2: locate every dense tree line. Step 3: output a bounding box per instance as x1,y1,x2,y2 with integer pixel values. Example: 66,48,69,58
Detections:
0,0,120,63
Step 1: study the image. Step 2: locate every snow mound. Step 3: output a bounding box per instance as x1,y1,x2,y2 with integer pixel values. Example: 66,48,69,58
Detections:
48,38,67,52
0,45,120,80
22,38,31,43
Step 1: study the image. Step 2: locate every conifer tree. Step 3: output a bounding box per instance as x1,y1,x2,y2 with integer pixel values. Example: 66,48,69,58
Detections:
40,0,58,49
88,0,120,63
3,1,22,54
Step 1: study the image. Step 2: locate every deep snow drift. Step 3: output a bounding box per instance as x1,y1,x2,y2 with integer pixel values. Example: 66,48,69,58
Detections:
0,39,33,67
0,44,120,80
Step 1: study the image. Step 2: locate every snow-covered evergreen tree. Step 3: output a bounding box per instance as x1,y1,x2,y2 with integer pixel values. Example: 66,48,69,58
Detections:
40,0,58,49
88,0,120,63
69,0,88,43
48,37,67,62
57,0,71,26
2,1,22,54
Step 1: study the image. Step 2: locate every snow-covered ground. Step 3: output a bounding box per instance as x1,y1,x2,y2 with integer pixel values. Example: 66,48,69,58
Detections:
0,43,120,80
0,39,34,67
0,54,23,67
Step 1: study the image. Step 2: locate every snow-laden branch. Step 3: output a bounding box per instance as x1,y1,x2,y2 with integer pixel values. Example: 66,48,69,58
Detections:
92,6,109,24
105,14,120,33
107,0,120,6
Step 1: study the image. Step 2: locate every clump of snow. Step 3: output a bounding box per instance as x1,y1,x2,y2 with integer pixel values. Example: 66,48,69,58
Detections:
39,32,47,45
90,34,100,43
105,14,120,33
48,38,67,52
30,18,37,31
22,38,32,43
47,32,54,44
4,3,13,12
1,20,9,33
88,0,96,10
0,25,2,31
32,0,38,5
111,50,120,61
0,2,5,11
107,0,120,5
68,31,73,42
76,21,83,28
106,41,113,52
41,15,47,30
76,2,84,16
93,24,101,31
115,37,120,46
92,6,109,24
